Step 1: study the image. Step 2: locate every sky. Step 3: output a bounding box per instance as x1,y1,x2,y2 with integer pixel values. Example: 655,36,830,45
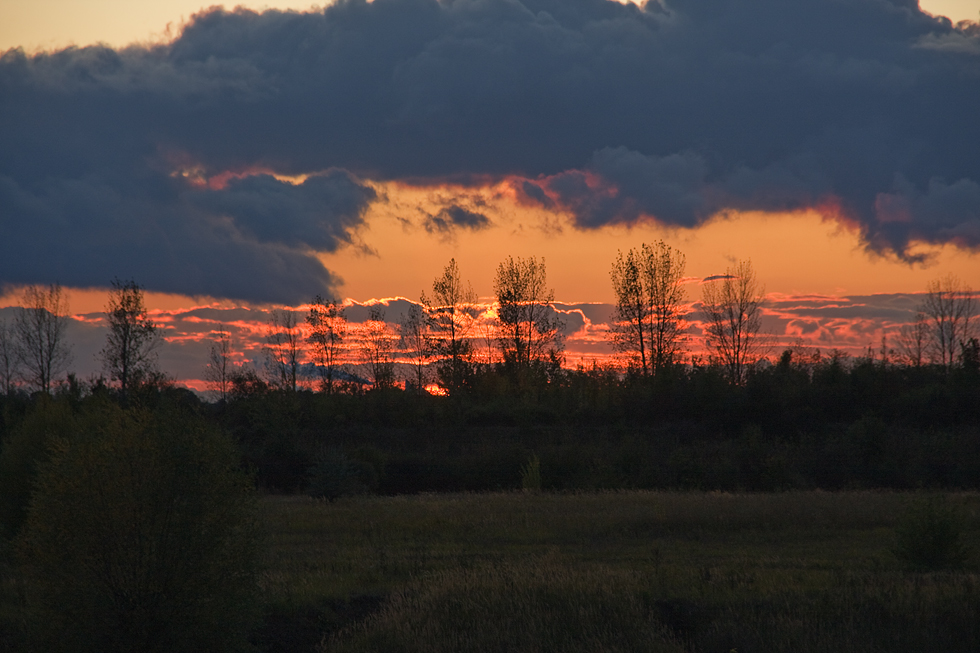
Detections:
1,0,979,389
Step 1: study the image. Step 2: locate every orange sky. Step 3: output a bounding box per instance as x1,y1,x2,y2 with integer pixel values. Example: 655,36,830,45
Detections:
1,0,978,389
319,179,980,304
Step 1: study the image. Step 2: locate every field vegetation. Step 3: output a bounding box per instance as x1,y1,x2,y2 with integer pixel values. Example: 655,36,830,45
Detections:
257,491,980,653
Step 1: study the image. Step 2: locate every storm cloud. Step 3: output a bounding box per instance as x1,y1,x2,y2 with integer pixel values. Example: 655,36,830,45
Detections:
1,0,978,300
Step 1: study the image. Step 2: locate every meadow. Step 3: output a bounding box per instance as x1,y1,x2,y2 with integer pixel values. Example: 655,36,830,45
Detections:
256,490,980,653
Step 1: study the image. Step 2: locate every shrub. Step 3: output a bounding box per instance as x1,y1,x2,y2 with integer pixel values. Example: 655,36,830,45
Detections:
17,401,260,653
0,397,76,538
520,453,542,492
893,495,970,571
306,448,377,501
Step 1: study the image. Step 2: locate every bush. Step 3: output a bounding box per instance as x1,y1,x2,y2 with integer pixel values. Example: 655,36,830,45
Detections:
893,495,970,571
306,448,378,501
17,401,260,653
0,397,75,538
520,454,542,492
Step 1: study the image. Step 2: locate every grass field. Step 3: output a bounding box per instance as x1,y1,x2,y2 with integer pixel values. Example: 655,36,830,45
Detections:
256,490,980,653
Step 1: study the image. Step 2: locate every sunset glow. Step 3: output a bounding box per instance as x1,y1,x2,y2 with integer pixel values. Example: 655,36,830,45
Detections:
1,0,978,391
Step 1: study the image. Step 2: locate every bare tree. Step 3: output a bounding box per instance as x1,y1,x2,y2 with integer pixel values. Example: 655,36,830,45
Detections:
897,311,929,368
610,241,687,376
364,307,395,390
204,326,233,402
99,279,159,398
645,241,687,373
14,283,73,394
307,295,346,394
701,260,765,385
494,255,563,370
399,302,431,394
920,274,975,371
0,319,20,394
610,248,648,374
481,318,497,366
425,258,477,393
265,309,301,391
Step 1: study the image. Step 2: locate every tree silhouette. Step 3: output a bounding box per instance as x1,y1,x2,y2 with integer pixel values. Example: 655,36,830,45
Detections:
14,283,73,394
425,258,477,394
610,248,648,373
204,326,233,402
364,307,395,390
494,256,563,372
610,242,686,376
0,319,19,394
399,302,431,394
99,279,158,399
307,295,346,394
897,311,929,368
265,309,301,391
701,260,765,385
920,275,975,371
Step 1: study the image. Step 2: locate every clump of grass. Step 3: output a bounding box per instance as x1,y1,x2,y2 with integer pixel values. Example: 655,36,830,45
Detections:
324,557,684,653
520,454,542,492
893,495,970,571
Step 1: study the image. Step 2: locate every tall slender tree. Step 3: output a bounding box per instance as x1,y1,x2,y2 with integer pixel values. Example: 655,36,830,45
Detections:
610,248,649,374
610,241,687,376
204,326,233,402
425,258,477,394
14,283,73,394
0,319,20,394
644,241,687,374
897,311,929,368
920,274,975,371
399,302,431,394
99,279,158,399
701,260,765,385
494,255,563,371
265,309,301,391
364,307,395,390
307,295,346,394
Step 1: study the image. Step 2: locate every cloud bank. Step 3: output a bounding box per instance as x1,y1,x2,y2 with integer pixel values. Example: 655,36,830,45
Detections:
2,0,978,301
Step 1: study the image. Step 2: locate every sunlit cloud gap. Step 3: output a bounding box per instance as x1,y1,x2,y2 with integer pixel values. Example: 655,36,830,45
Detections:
2,287,969,393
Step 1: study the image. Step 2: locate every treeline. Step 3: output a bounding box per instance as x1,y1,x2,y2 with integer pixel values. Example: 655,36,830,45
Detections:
0,256,978,498
1,348,977,504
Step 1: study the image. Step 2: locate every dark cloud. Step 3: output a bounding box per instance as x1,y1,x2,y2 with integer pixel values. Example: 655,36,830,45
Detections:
1,0,978,300
423,204,492,236
701,274,738,283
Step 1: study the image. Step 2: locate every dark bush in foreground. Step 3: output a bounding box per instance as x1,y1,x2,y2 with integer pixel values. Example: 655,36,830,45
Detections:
306,448,378,501
17,401,260,653
894,495,970,571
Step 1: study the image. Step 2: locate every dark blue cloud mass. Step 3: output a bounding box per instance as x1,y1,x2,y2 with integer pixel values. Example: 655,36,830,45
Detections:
423,205,492,237
1,0,978,301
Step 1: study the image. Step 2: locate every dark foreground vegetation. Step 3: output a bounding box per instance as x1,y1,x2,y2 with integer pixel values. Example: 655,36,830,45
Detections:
225,350,980,495
0,352,978,651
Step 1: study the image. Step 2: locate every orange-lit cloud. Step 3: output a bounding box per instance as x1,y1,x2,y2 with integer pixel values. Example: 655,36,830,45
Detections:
2,284,963,393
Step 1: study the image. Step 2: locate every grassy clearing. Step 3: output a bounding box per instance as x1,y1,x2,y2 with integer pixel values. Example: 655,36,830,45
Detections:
258,490,980,652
